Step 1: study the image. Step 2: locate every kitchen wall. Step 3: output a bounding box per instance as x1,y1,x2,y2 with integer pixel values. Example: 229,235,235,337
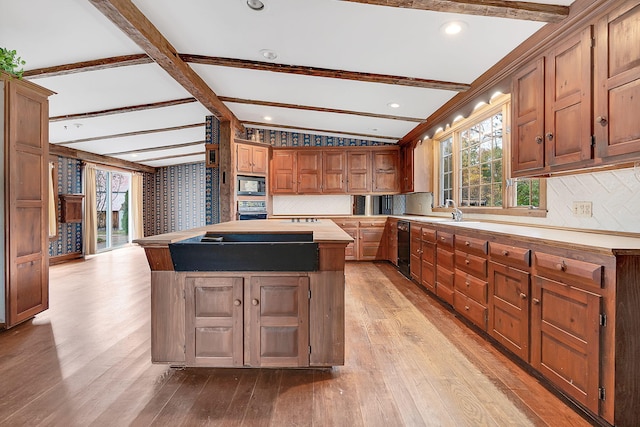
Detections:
143,162,206,236
49,156,83,259
408,167,640,234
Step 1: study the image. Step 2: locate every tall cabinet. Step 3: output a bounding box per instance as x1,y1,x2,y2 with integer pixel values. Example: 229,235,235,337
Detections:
1,72,53,328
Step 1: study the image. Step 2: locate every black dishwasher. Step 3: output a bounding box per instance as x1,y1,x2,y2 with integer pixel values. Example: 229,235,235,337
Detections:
397,221,410,278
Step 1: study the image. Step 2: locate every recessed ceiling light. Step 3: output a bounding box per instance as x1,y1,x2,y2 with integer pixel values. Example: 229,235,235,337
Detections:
372,128,379,132
131,154,138,157
442,21,467,35
247,0,264,11
260,49,277,60
263,116,272,121
387,102,400,109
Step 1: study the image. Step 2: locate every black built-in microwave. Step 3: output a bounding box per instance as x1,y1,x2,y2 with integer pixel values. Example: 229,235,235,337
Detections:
237,175,266,195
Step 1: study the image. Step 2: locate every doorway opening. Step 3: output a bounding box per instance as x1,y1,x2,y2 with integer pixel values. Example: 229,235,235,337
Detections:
96,169,131,251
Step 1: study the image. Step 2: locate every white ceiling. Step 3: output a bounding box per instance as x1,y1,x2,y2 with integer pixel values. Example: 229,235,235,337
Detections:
1,0,574,168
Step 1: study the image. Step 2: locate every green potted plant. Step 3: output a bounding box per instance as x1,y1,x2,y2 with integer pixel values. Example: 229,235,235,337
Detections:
0,47,26,79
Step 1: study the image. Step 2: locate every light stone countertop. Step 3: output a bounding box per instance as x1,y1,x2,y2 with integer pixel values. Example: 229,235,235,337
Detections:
390,215,640,255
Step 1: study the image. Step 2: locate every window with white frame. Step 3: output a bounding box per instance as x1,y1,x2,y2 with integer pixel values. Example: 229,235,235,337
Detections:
434,95,544,213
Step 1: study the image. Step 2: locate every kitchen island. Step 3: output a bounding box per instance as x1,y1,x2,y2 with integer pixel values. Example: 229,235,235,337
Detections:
134,219,352,368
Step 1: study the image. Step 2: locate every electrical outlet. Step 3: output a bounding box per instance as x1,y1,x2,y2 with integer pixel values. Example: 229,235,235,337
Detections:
572,201,593,218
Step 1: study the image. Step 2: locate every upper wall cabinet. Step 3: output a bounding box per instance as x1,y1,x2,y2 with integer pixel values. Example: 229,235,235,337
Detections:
270,147,400,195
236,141,268,175
512,27,593,177
594,2,640,161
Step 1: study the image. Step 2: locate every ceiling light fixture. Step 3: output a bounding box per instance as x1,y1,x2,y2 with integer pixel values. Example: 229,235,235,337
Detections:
263,116,273,121
247,0,264,11
387,102,400,109
260,49,277,60
442,21,467,36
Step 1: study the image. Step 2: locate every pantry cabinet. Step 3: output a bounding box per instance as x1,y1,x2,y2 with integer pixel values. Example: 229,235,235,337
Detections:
1,72,54,329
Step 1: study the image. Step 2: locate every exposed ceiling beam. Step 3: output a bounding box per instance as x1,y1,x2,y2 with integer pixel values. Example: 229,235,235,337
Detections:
50,97,198,122
56,122,204,145
50,143,156,173
103,140,205,156
245,121,399,142
24,54,153,79
180,54,471,92
339,0,569,23
140,151,205,163
220,97,424,123
89,0,242,131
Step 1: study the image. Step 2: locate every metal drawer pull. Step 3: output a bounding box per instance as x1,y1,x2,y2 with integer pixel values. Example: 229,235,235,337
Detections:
234,299,241,306
555,261,567,272
520,293,527,299
252,299,259,306
465,259,470,265
465,241,470,246
502,250,509,256
533,298,540,305
464,305,470,311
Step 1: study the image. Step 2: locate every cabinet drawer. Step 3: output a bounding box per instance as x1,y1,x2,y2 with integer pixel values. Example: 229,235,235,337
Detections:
358,220,385,228
534,252,603,290
436,231,454,250
436,265,454,289
489,242,531,270
455,270,488,305
334,219,359,228
421,227,437,243
454,291,488,331
455,250,488,278
455,235,488,256
410,224,422,239
436,247,455,271
421,259,435,292
360,228,383,242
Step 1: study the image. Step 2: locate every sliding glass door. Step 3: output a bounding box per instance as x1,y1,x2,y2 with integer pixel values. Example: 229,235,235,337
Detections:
96,170,131,251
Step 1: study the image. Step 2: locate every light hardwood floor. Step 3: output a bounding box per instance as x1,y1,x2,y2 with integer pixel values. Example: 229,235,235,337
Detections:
0,246,592,426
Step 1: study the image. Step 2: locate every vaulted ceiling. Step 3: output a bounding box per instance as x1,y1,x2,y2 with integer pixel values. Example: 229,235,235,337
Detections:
2,0,573,168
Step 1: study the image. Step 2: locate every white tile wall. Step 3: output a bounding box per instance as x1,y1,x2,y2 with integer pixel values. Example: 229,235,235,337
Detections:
272,195,352,216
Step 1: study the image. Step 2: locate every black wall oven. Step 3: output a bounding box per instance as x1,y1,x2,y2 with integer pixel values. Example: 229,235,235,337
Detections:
237,200,267,220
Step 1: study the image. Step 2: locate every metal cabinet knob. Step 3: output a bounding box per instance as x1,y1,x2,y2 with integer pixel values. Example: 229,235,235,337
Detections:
520,293,527,299
465,241,470,246
555,261,567,272
252,299,259,306
596,116,608,126
533,298,540,305
234,299,241,306
546,132,554,141
465,259,470,265
502,250,509,256
535,136,543,144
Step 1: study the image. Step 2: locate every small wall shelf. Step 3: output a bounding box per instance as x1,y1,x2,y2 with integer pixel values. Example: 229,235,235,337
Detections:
59,194,84,223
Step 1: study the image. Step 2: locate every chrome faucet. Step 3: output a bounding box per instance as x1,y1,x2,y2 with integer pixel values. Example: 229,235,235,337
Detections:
445,199,463,222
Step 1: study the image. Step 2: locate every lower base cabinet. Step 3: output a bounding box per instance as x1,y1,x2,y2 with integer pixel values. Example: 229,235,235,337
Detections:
186,274,310,368
531,275,601,414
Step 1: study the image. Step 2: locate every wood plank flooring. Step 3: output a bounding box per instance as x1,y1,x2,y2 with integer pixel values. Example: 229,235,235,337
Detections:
0,246,592,426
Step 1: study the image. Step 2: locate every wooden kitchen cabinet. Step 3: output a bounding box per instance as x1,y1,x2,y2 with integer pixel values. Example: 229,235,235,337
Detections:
385,218,398,266
409,225,422,283
511,27,593,177
1,72,53,329
400,144,414,193
420,227,436,294
372,148,400,193
435,231,455,305
271,149,297,194
358,219,386,261
346,151,371,193
531,275,601,415
185,273,310,368
237,141,268,175
297,150,323,193
594,1,640,161
454,234,489,330
323,151,346,193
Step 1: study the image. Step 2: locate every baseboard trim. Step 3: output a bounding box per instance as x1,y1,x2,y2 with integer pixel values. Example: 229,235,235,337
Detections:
50,252,84,265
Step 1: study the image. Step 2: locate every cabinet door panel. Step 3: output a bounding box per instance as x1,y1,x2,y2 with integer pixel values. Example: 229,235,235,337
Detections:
185,277,244,367
297,151,322,193
545,27,593,167
531,276,601,413
453,291,487,331
271,150,297,193
252,145,268,174
372,150,400,193
347,151,371,193
512,58,545,175
237,144,253,173
595,2,640,159
323,151,346,193
489,262,530,361
250,276,309,367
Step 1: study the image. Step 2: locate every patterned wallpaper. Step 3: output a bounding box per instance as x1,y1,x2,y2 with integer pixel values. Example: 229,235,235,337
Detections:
143,163,206,236
205,116,220,225
49,156,82,258
246,128,390,147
